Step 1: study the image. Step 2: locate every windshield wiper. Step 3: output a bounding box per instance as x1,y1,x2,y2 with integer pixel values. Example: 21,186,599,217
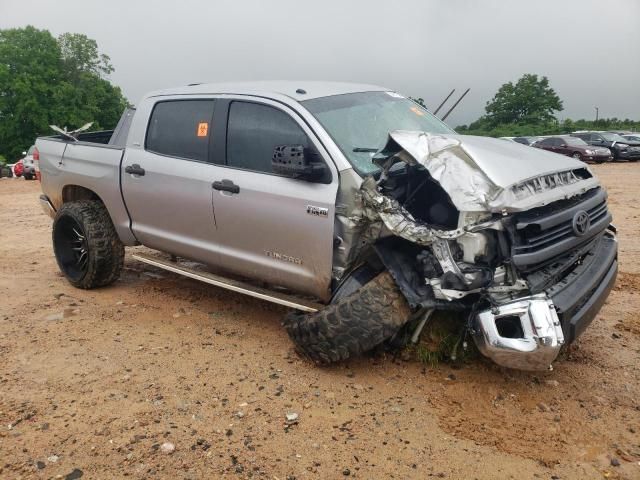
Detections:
353,147,379,153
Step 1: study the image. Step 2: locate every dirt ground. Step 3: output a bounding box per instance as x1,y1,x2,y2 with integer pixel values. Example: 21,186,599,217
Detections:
1,164,639,480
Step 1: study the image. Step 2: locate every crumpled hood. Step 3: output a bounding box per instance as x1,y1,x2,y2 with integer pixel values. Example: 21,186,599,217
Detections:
385,131,601,213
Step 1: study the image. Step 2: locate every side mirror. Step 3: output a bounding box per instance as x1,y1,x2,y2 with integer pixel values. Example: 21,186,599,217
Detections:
272,145,328,182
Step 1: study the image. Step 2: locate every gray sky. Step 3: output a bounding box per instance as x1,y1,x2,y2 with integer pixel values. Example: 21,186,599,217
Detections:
1,0,638,126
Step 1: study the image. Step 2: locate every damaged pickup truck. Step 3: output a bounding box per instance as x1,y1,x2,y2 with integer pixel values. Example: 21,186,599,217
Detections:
35,82,617,371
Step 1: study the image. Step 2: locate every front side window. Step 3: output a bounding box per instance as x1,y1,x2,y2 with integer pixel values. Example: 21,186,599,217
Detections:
146,100,215,162
302,91,455,175
226,101,309,174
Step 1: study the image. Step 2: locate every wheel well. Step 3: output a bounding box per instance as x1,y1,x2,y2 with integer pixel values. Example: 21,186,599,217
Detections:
62,185,103,205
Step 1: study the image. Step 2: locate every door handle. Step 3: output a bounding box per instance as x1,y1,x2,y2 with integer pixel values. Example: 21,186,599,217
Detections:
125,164,145,176
212,179,240,194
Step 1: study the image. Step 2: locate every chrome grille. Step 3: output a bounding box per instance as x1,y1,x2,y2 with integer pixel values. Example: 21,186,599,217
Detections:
511,188,611,270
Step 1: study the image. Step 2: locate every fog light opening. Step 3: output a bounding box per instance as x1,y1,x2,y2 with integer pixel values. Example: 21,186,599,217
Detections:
495,315,525,339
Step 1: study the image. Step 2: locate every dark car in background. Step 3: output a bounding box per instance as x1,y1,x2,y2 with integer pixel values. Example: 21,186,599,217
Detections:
514,136,541,146
571,132,640,161
500,136,540,146
534,136,612,163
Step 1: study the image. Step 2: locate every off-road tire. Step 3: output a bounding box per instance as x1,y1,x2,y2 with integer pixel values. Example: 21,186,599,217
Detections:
283,271,411,364
53,200,124,289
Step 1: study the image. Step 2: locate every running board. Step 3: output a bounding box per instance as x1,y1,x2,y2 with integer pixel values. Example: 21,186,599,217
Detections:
131,253,322,312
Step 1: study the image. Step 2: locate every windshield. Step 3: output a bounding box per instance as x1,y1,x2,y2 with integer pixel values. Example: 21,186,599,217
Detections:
302,91,455,175
564,137,587,146
601,133,627,142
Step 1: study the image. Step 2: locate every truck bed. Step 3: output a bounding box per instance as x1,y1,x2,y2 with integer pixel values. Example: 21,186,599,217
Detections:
35,107,139,246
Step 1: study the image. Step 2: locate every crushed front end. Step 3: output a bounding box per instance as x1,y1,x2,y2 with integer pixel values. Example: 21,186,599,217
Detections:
340,131,617,371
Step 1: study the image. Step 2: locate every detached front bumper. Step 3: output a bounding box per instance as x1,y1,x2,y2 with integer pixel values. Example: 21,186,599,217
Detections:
472,231,617,371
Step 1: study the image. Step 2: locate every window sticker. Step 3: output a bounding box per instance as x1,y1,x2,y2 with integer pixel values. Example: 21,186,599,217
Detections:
197,122,209,137
410,106,425,117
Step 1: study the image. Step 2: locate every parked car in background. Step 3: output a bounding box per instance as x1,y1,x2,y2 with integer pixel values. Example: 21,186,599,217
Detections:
571,132,640,161
498,136,539,146
0,163,14,178
622,134,640,142
534,136,612,163
515,136,541,146
13,159,24,177
20,146,38,180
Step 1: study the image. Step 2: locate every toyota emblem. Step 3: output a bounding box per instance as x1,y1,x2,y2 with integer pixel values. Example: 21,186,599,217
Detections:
572,210,590,236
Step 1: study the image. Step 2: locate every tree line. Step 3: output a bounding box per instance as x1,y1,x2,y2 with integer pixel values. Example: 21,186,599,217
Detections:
0,26,129,162
453,73,640,137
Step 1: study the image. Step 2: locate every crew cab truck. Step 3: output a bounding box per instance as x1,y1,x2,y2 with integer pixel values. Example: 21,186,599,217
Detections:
36,82,618,371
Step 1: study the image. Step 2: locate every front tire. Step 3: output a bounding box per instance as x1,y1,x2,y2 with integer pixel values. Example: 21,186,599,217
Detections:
52,200,124,289
283,271,411,364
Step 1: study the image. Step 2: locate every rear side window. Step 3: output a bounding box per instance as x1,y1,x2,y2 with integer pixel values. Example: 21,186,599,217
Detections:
226,101,309,173
146,100,215,162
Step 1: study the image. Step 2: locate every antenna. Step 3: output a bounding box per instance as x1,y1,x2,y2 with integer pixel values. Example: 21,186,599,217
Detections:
433,89,456,116
441,88,470,121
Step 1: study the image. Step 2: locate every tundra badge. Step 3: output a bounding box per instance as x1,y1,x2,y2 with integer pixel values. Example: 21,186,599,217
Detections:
307,205,329,218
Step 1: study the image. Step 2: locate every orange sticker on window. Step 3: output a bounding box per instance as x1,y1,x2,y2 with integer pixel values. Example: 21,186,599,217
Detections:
197,122,209,137
410,106,425,117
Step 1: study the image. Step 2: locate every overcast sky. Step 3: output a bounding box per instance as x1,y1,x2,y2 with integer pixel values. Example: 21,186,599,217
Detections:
1,0,638,126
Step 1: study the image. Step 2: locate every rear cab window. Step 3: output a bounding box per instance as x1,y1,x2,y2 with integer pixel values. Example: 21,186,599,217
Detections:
146,100,215,162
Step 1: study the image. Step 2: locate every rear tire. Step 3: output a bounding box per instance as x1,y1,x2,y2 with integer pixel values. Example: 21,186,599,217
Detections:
283,271,411,364
52,200,124,289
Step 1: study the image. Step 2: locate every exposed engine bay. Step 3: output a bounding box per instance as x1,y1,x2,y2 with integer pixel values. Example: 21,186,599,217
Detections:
333,131,615,371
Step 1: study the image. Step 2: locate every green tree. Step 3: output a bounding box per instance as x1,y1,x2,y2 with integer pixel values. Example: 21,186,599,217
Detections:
58,33,114,80
484,74,563,126
0,26,128,161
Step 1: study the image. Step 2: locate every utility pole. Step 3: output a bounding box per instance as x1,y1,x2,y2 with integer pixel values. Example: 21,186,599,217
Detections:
595,106,599,122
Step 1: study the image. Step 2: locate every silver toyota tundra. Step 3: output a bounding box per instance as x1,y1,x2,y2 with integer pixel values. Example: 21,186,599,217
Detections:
36,81,618,371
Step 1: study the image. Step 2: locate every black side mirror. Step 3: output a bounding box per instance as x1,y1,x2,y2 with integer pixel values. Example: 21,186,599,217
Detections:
272,145,328,182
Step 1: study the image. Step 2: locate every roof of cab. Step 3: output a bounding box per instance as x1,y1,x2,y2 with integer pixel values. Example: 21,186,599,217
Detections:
145,81,390,101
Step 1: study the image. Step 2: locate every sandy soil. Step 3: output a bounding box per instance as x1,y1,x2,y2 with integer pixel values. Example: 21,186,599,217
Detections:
1,164,639,479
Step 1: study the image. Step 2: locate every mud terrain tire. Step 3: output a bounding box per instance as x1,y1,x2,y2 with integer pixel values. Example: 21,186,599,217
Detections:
52,200,124,289
283,271,411,364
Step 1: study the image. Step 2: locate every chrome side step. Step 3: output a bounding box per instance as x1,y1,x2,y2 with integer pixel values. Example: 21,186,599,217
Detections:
131,252,322,313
